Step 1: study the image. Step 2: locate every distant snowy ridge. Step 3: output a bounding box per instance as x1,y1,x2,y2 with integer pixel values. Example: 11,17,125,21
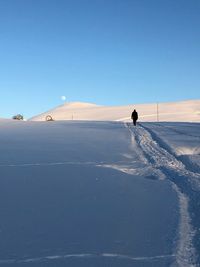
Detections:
29,99,200,122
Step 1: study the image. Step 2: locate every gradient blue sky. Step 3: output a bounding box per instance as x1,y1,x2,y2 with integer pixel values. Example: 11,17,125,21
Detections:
0,0,200,118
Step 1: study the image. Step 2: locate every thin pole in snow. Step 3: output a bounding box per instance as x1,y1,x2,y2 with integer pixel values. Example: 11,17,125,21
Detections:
156,102,159,122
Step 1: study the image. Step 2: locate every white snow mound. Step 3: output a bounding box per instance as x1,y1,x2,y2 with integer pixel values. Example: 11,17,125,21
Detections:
29,99,200,122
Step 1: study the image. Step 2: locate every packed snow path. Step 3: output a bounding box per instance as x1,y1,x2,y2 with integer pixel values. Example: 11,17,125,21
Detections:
126,123,200,266
0,120,199,266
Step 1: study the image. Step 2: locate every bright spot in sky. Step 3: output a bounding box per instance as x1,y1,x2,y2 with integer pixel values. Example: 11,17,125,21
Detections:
61,96,66,101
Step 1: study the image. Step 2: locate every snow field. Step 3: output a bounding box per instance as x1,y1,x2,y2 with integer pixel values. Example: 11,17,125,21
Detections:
0,120,199,266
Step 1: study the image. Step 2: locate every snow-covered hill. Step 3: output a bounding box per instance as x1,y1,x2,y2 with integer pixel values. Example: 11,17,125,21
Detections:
30,99,200,122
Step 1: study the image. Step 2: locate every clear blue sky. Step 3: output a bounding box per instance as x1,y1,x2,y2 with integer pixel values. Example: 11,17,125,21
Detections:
0,0,200,118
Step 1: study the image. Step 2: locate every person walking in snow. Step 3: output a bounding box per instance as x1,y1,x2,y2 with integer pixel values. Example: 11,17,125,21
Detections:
131,109,138,126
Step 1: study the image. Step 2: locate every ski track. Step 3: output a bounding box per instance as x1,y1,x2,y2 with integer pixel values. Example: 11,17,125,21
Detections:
143,123,200,177
0,161,103,167
125,122,198,267
0,252,176,265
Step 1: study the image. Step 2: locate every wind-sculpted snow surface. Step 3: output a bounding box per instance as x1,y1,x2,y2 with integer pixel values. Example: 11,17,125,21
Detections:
0,120,199,266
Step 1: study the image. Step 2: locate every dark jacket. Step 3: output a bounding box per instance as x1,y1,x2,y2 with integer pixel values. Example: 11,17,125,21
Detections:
131,110,138,120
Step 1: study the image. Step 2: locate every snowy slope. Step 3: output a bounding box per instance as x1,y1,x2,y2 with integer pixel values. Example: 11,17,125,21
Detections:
0,120,200,266
0,118,10,121
29,99,200,122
